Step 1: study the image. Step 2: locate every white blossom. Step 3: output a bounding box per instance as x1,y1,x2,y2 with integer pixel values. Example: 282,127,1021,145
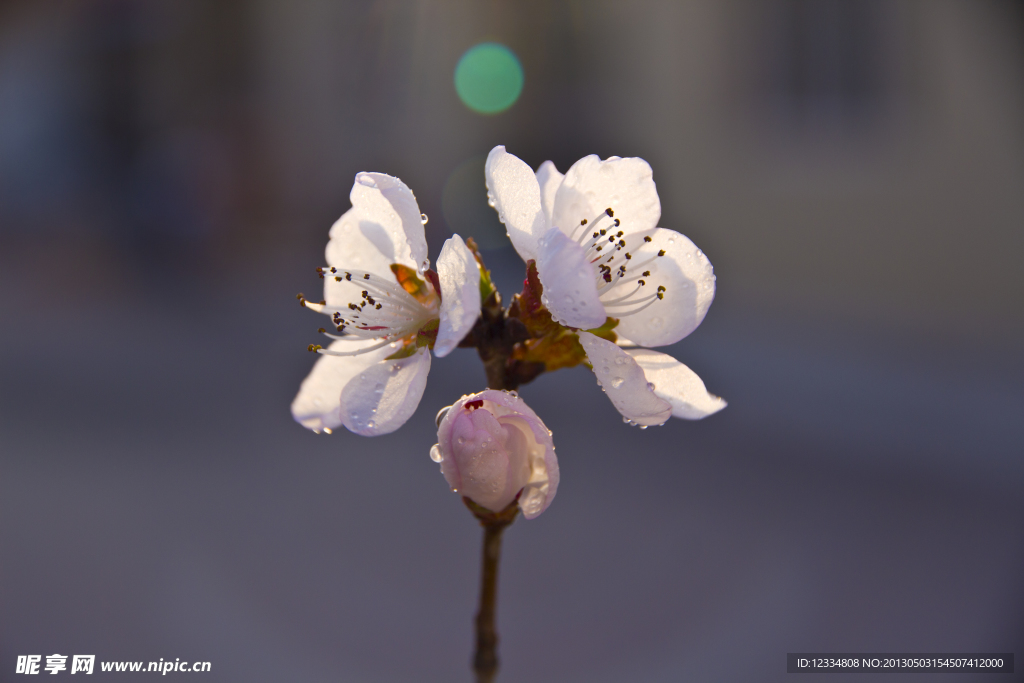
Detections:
291,173,481,436
486,147,725,426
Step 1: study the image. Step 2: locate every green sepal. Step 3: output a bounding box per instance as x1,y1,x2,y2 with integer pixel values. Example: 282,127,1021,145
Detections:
384,341,420,360
465,237,496,303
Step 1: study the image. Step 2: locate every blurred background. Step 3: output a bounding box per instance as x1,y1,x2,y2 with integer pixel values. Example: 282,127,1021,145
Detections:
2,1,1022,681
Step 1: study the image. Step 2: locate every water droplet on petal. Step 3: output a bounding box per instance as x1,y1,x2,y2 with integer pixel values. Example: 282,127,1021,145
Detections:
639,424,648,430
356,174,377,188
420,213,429,224
647,382,656,391
429,444,442,462
457,436,465,445
366,420,376,429
610,376,624,389
435,405,451,426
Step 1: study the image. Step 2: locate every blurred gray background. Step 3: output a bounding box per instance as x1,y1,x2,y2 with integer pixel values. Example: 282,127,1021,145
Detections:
2,1,1022,681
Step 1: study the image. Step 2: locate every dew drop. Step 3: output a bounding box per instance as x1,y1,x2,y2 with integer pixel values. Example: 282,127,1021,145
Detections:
420,213,429,224
457,436,465,445
356,174,377,188
429,444,442,462
366,420,376,429
435,405,451,426
610,376,625,389
647,382,656,391
639,424,648,430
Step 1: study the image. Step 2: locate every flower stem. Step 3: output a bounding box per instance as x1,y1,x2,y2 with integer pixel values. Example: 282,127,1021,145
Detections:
464,497,519,683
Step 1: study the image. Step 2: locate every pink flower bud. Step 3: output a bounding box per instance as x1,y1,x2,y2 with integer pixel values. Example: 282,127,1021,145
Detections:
431,390,559,519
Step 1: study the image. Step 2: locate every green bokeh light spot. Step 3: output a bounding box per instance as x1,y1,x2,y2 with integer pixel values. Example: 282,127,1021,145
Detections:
454,43,523,115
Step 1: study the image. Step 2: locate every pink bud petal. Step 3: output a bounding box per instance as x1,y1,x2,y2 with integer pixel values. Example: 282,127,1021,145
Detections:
433,390,559,519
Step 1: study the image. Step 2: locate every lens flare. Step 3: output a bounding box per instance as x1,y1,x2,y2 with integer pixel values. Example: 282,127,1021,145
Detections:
454,43,523,115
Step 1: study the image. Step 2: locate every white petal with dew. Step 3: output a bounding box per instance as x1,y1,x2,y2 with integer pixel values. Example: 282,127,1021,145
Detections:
578,332,672,426
337,345,431,436
613,228,716,347
325,172,426,275
536,160,563,227
485,146,547,262
551,155,660,239
625,348,726,419
292,337,407,432
434,234,481,357
536,227,606,330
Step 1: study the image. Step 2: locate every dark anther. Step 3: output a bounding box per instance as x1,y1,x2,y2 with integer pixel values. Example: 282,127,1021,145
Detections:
614,219,620,226
319,300,326,305
361,290,368,297
603,272,612,282
618,240,626,247
376,304,382,309
296,293,304,300
581,218,588,225
644,236,652,242
596,246,603,252
318,273,325,279
330,267,337,273
337,325,345,332
638,279,646,286
605,207,614,217
466,399,484,410
316,267,323,273
600,229,607,235
307,344,316,352
625,253,632,259
318,328,326,333
349,303,359,310
657,292,664,300
658,285,666,292
335,276,342,282
345,272,352,281
593,232,599,239
658,250,666,256
643,270,651,276
363,274,370,280
616,231,623,237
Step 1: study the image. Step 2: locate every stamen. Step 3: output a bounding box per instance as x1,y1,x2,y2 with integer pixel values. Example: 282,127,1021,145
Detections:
316,338,398,357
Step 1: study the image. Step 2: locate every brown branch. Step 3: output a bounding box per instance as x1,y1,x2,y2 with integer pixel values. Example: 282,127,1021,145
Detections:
464,497,519,683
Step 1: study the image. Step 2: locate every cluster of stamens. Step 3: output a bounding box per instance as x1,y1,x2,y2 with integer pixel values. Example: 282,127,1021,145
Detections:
568,208,668,318
296,266,438,357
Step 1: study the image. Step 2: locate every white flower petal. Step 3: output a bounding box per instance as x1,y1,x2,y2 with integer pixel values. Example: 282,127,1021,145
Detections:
536,227,607,330
339,346,431,436
325,172,427,275
577,332,672,426
613,228,716,347
485,146,547,262
434,234,481,357
551,155,660,238
536,160,563,227
291,339,430,436
625,348,726,419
